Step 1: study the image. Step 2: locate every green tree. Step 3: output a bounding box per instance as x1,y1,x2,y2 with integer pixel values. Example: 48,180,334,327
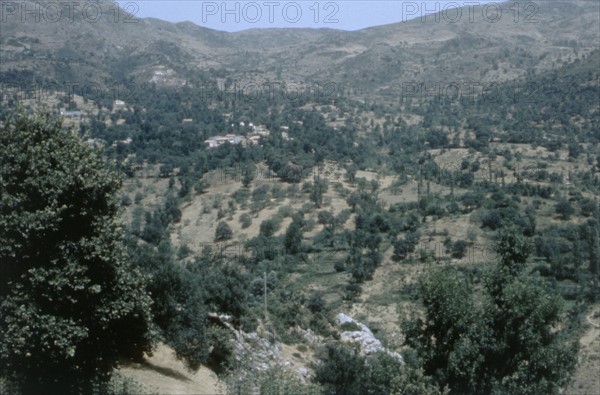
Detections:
310,176,328,208
215,221,233,241
259,219,277,237
239,213,252,229
555,197,575,220
314,343,365,394
345,164,358,183
450,240,468,259
404,225,577,394
494,225,532,278
242,165,255,188
284,214,304,254
0,114,155,393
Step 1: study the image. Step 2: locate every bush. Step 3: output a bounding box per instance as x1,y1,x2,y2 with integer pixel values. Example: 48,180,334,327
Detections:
239,213,252,229
451,240,469,259
340,322,362,332
307,293,326,314
556,198,575,220
215,221,233,241
260,219,278,237
121,194,132,207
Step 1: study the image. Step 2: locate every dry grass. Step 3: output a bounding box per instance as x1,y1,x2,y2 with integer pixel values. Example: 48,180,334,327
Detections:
119,343,225,395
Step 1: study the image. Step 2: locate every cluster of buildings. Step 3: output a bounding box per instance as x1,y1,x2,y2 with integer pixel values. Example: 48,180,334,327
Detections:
204,123,271,149
204,134,245,148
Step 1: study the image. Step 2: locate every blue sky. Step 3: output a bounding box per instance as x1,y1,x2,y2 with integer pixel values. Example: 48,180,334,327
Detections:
116,1,501,32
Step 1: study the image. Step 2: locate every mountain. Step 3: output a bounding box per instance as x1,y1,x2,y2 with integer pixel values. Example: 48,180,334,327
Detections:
1,0,598,100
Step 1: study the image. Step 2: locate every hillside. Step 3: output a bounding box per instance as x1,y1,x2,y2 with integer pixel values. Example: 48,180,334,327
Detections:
1,0,598,98
1,0,599,394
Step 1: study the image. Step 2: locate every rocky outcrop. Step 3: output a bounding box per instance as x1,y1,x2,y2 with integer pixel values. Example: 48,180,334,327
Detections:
208,313,313,381
337,313,403,362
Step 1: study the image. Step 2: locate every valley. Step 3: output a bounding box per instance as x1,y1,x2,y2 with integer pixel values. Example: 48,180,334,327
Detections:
1,1,599,394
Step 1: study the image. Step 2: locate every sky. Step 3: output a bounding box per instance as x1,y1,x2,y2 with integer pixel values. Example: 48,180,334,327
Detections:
115,0,501,32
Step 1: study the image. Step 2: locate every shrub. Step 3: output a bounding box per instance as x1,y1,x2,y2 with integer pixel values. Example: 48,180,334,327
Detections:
239,213,252,229
215,221,233,241
340,322,362,332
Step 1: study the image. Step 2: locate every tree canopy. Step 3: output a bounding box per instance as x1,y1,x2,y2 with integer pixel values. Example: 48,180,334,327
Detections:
403,226,578,394
0,114,155,393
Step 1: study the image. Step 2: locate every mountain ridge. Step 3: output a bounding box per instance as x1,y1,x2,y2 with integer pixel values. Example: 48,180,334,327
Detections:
1,0,598,100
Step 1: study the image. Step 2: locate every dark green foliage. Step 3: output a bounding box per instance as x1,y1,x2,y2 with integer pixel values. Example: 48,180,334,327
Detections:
259,219,278,237
310,176,328,208
344,281,363,301
121,194,132,206
141,195,182,244
314,343,442,395
242,165,255,188
307,293,325,314
314,343,365,395
160,163,174,178
580,198,599,217
215,221,233,241
204,325,235,374
130,241,247,370
556,197,576,220
227,366,324,395
318,210,335,227
190,258,250,322
178,176,191,198
0,114,155,393
404,225,577,395
533,220,600,298
339,322,362,332
129,241,209,369
450,240,469,259
239,213,252,229
284,214,304,255
393,231,421,259
334,260,346,273
494,226,532,276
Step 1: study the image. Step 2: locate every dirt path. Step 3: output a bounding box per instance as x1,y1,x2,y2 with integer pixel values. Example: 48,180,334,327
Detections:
119,343,225,395
565,305,600,395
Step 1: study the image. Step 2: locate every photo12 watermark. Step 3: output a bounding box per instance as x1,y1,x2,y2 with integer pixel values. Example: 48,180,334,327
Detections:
0,1,139,23
400,81,540,105
203,162,343,183
400,1,540,24
389,158,548,198
197,241,345,265
405,240,498,263
198,80,346,103
0,80,347,107
0,81,145,106
200,1,340,26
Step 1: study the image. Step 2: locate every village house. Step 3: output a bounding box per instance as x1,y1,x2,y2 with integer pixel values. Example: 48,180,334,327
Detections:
204,134,245,148
204,123,271,148
59,109,82,118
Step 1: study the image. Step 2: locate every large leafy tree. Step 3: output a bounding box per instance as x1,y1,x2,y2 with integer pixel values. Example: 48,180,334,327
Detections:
404,226,578,394
0,114,155,393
